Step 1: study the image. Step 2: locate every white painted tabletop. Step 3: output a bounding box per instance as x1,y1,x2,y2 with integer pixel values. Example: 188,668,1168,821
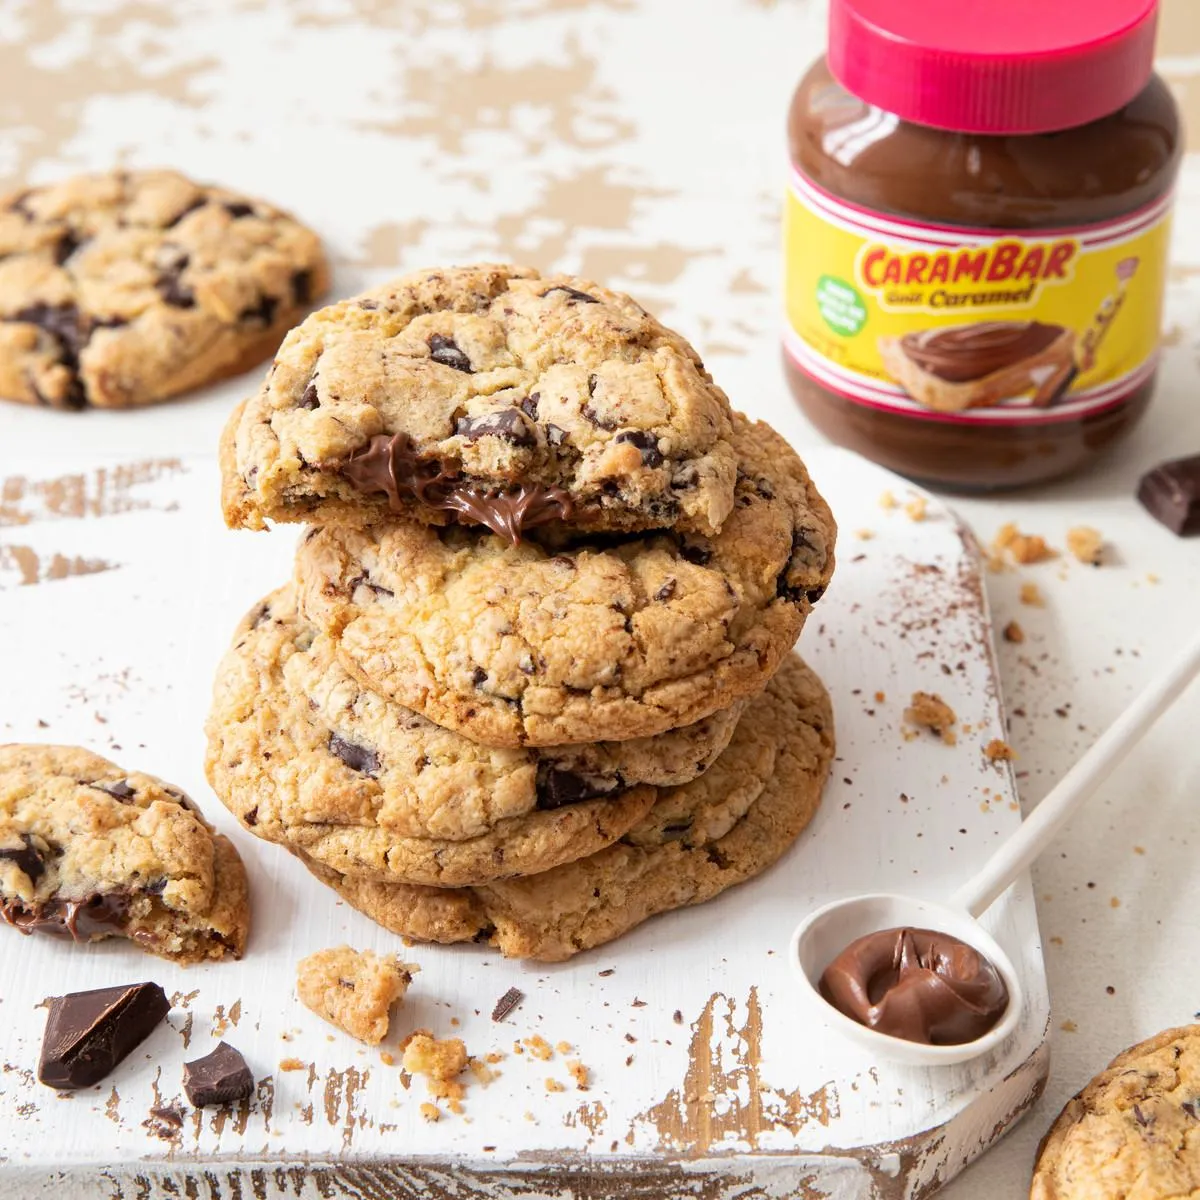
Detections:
3,0,1200,1194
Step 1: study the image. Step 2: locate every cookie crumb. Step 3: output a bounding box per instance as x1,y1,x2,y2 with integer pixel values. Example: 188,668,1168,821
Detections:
279,1057,306,1072
1019,582,1045,607
420,1102,440,1122
904,496,928,522
491,987,524,1023
296,947,417,1045
1066,526,1104,565
992,522,1057,564
854,529,875,540
545,1078,566,1093
555,1041,572,1055
402,1031,469,1108
984,738,1017,762
523,1035,554,1061
469,1057,500,1085
1002,620,1025,644
904,692,958,745
379,1051,395,1066
879,490,898,510
1061,1020,1078,1033
566,1059,590,1091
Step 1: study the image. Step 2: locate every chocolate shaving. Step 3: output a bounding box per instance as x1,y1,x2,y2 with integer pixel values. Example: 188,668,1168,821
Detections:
0,833,48,885
491,987,524,1022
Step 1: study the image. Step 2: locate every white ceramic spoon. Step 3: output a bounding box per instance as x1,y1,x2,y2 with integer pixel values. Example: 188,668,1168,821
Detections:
790,627,1200,1067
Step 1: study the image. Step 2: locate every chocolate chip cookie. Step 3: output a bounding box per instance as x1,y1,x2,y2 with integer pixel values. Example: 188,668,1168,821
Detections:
0,744,249,962
221,263,738,539
295,413,835,746
1031,1024,1200,1200
0,170,327,409
303,655,834,961
206,588,738,885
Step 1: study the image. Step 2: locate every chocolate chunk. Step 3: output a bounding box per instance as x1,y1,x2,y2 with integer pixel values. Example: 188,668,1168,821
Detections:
614,429,663,468
679,541,713,566
535,763,619,809
149,1104,183,1129
157,269,195,309
519,393,540,420
38,982,169,1089
299,382,320,410
291,268,313,306
12,302,87,358
328,733,380,777
224,202,255,219
542,285,599,304
455,409,535,446
3,892,133,941
54,230,82,266
546,424,567,447
0,833,47,885
443,484,572,544
239,295,278,325
491,987,524,1022
1137,456,1200,536
92,779,136,801
183,1040,254,1106
654,578,677,602
470,666,488,686
428,333,472,373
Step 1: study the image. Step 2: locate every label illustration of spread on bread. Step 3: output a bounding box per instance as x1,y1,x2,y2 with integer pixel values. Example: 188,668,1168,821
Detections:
783,169,1172,424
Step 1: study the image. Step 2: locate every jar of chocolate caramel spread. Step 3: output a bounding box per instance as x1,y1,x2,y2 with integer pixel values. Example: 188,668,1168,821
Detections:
783,0,1180,489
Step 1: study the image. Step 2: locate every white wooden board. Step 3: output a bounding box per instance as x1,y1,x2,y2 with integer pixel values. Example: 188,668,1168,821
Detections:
0,448,1049,1199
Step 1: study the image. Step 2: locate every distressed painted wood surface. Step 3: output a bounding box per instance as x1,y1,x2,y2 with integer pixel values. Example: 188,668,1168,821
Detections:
0,449,1049,1198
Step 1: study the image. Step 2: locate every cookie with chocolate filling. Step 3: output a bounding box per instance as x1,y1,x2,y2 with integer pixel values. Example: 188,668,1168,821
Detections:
206,588,743,885
0,745,248,962
0,169,327,408
221,263,738,539
294,413,835,746
303,655,833,962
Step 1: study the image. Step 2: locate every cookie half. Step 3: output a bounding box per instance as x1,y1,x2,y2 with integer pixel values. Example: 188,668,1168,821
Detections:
295,413,835,747
0,170,328,409
206,590,709,886
221,263,738,538
1031,1024,1200,1200
0,744,249,962
305,655,833,961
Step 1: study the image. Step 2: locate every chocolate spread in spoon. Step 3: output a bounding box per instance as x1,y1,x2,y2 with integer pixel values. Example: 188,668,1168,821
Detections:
819,926,1009,1045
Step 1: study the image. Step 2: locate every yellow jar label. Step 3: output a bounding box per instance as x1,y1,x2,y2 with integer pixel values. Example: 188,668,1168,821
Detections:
783,169,1172,424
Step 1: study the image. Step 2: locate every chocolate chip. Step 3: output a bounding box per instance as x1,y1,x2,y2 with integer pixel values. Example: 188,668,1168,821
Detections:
183,1041,254,1107
328,733,380,777
157,269,195,309
679,541,712,566
542,285,599,304
38,982,170,1089
244,807,258,827
470,667,488,687
54,230,83,266
455,410,534,447
299,382,320,410
805,586,826,604
535,763,619,809
224,202,255,219
661,820,693,841
1132,1103,1152,1127
491,987,524,1022
1137,456,1200,536
92,779,136,801
239,295,278,325
291,268,313,306
519,393,540,420
0,833,48,885
250,603,272,628
546,424,567,447
428,333,472,373
12,302,87,358
614,429,663,468
654,579,677,601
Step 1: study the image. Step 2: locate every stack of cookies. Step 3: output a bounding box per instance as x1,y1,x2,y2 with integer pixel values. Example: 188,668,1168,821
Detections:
206,264,837,961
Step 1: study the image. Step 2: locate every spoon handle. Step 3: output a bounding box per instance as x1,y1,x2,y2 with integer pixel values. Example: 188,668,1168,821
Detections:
952,627,1200,918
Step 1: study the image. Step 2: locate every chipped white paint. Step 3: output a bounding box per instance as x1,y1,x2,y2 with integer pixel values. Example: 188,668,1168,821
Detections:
0,450,1048,1197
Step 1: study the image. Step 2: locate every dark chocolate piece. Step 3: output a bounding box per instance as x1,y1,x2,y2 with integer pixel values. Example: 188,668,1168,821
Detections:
92,779,135,800
0,833,48,884
182,1040,254,1106
541,285,598,304
614,429,664,468
491,987,524,1023
535,763,619,810
328,733,381,777
428,333,472,373
38,982,169,1089
455,409,535,446
1137,456,1200,536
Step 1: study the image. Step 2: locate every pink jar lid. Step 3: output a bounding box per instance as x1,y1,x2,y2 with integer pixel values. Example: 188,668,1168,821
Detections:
827,0,1159,135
